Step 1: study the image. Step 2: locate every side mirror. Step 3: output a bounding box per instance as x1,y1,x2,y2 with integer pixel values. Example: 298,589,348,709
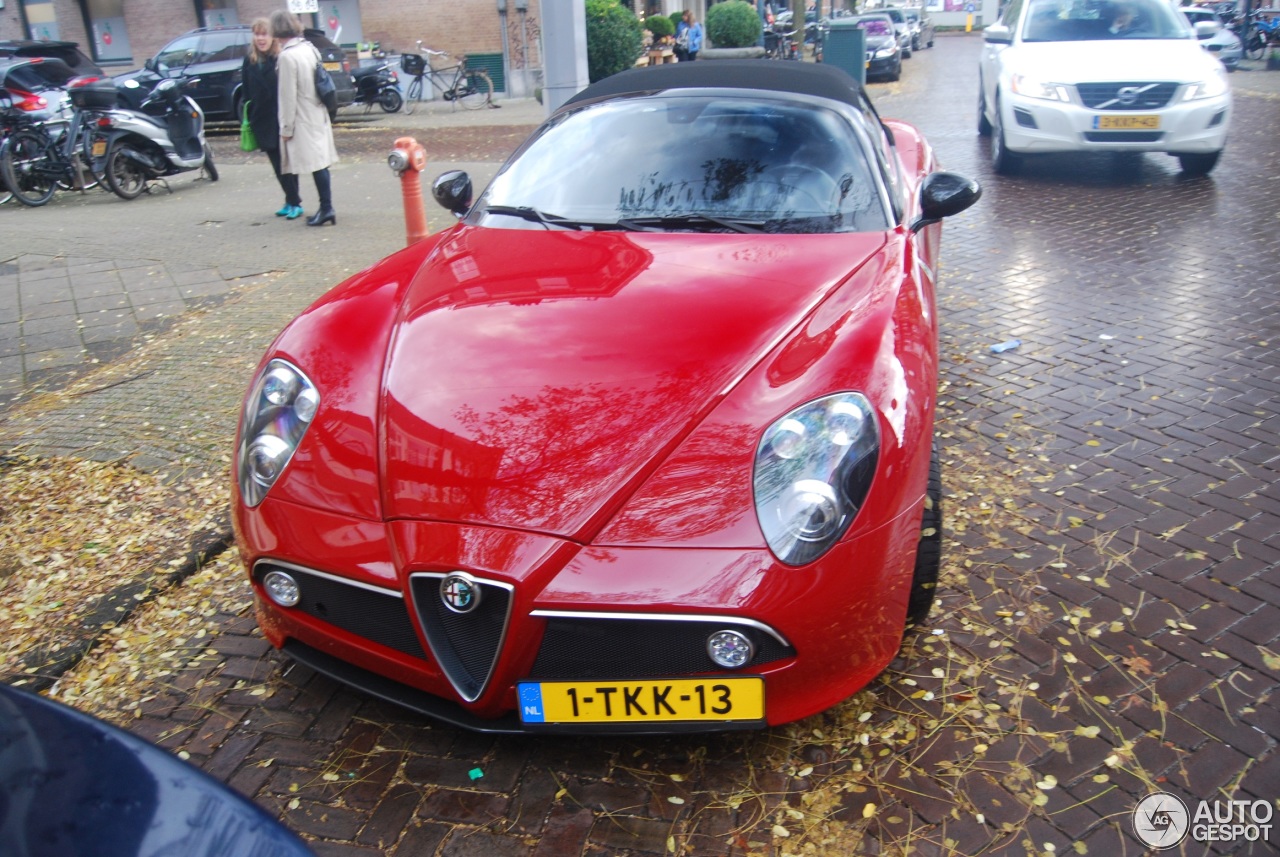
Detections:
910,171,982,233
432,170,473,216
984,24,1013,43
1194,20,1219,38
144,58,156,71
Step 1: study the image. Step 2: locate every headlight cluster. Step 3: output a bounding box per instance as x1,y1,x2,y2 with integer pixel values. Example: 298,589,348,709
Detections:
875,47,898,58
236,359,319,507
1010,73,1070,102
1184,69,1228,100
753,393,880,566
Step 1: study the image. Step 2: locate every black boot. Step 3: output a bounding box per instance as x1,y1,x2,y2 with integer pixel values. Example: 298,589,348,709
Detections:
307,169,335,226
306,207,336,226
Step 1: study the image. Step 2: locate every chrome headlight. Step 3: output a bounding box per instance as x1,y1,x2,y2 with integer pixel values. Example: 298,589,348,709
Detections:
1010,73,1070,102
753,393,880,566
236,359,319,507
1184,68,1229,100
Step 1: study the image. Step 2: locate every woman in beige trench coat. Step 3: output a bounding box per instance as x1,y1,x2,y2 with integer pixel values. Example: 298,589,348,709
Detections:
271,11,340,226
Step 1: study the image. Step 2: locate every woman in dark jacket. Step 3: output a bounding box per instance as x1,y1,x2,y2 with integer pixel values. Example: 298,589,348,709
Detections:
242,18,302,219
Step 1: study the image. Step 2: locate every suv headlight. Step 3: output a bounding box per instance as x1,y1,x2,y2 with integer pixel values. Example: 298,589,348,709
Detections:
1010,73,1070,102
236,359,319,507
1184,68,1228,100
753,393,880,566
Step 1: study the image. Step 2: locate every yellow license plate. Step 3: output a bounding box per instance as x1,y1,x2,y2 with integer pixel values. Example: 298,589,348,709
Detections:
91,140,106,156
1094,114,1160,130
517,677,764,724
323,61,342,71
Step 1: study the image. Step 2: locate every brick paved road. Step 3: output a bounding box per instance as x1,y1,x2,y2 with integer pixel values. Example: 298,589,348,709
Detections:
4,35,1279,856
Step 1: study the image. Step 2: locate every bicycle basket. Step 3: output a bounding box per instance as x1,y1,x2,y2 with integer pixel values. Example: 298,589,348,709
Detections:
401,53,426,76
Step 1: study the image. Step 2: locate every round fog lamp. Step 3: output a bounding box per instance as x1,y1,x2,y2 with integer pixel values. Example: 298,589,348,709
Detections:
263,570,301,607
707,630,755,669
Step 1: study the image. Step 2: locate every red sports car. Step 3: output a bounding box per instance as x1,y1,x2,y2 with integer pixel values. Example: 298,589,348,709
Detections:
233,61,980,733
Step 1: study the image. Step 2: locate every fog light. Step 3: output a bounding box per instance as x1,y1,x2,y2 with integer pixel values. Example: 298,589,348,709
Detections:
263,570,301,607
707,630,754,669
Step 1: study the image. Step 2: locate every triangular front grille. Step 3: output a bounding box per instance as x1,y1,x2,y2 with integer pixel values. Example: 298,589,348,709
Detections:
409,572,512,702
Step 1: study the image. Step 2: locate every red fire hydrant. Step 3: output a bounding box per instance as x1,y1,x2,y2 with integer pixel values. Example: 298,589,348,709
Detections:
387,136,428,246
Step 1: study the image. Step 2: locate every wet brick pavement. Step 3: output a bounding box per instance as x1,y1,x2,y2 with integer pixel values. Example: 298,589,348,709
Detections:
3,35,1280,855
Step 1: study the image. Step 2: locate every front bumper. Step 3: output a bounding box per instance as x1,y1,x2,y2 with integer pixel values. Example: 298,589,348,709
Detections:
1001,87,1230,155
238,497,922,732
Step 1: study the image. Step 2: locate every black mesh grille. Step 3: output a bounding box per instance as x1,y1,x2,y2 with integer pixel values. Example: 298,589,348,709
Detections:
1083,131,1164,142
410,575,511,701
1075,82,1177,110
256,564,426,660
529,617,795,680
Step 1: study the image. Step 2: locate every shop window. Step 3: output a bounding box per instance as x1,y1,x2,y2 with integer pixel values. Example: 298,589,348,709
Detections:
85,0,133,63
24,0,61,40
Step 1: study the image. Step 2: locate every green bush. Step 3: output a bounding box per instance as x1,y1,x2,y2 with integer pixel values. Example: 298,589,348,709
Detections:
669,11,685,33
705,0,762,48
586,0,644,82
647,14,675,39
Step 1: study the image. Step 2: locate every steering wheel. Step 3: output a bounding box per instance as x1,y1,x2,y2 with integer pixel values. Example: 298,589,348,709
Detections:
768,164,839,211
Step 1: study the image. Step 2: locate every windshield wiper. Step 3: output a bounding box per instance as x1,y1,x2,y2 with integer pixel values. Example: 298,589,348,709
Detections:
615,213,766,234
482,205,627,231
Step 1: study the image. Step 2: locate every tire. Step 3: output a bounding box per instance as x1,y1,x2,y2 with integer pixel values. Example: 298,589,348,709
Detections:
203,143,219,182
379,88,403,113
906,442,943,628
104,143,148,200
1177,151,1221,176
457,69,493,110
977,86,993,136
990,94,1022,175
1,129,57,207
403,77,423,115
1244,30,1265,60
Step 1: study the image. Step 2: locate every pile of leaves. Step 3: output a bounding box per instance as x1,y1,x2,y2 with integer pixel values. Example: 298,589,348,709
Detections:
0,454,228,687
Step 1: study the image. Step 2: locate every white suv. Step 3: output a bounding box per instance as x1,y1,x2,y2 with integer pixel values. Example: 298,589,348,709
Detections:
978,0,1231,175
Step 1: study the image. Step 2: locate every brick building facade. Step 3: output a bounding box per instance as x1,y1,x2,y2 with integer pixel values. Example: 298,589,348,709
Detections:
0,0,546,84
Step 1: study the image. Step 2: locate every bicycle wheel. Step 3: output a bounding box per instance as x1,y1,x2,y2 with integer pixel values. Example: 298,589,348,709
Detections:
1,129,57,207
457,69,492,110
403,77,423,115
1245,29,1265,60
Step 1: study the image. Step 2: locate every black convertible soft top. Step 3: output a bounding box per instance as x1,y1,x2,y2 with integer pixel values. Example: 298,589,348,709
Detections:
562,59,868,111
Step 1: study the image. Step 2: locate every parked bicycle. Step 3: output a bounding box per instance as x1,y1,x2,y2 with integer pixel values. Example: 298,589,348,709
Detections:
399,42,493,113
1242,13,1280,60
0,77,111,207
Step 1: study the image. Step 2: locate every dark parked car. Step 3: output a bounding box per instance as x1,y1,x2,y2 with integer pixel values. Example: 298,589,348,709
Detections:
848,14,903,81
114,26,353,121
0,39,105,78
0,684,314,857
0,56,78,122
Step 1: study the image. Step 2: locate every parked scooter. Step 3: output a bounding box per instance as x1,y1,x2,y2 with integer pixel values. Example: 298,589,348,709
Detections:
98,77,217,200
351,62,402,113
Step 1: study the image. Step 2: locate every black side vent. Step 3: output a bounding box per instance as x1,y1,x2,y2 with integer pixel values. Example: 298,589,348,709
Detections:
528,615,795,680
254,562,426,660
409,573,513,702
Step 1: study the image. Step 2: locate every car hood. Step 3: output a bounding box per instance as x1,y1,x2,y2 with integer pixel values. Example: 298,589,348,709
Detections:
1005,39,1221,82
379,226,887,540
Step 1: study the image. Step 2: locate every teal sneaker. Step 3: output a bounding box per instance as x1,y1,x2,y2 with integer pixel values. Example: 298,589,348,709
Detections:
285,205,304,220
275,204,292,217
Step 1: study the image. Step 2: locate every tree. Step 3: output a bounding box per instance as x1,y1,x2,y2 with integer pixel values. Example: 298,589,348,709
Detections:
586,0,644,82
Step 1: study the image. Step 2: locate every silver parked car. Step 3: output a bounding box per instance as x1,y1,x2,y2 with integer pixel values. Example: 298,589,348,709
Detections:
1182,7,1243,70
903,6,937,50
881,6,915,57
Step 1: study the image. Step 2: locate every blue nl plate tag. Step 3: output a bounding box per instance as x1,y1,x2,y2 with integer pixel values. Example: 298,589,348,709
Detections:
518,683,546,722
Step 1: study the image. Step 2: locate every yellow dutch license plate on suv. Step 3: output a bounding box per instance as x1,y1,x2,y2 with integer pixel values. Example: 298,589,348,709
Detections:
517,677,764,725
323,61,342,71
1093,115,1160,130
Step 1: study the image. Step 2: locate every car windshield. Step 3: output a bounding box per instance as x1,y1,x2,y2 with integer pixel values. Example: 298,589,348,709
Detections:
2,58,76,90
853,17,894,35
1021,0,1190,41
476,94,890,234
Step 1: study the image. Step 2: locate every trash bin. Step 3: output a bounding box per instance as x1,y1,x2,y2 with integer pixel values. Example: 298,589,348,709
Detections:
823,19,866,87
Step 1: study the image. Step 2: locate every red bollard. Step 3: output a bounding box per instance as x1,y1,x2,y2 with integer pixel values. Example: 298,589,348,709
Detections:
388,136,428,246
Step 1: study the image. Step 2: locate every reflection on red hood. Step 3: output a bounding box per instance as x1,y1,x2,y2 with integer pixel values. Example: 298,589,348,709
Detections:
381,226,886,540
